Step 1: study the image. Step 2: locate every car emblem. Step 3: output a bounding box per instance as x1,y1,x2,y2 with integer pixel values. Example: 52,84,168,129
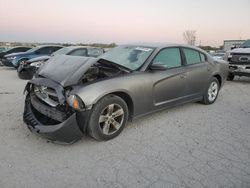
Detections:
239,56,250,62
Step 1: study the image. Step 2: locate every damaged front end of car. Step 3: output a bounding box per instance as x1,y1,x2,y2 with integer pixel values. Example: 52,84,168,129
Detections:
23,55,129,143
23,78,90,144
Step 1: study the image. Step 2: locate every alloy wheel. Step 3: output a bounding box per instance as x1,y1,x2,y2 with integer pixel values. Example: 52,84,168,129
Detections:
208,81,219,102
98,104,124,135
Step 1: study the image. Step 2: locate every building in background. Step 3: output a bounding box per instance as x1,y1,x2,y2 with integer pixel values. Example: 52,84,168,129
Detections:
223,40,245,51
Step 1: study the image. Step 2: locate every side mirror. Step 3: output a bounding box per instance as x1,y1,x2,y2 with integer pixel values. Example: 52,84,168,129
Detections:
150,63,167,71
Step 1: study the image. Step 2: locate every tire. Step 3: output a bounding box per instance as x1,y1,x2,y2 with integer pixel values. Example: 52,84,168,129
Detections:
87,95,128,141
201,77,220,105
227,73,234,81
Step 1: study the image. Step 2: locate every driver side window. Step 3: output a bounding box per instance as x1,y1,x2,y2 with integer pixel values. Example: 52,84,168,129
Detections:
153,48,182,68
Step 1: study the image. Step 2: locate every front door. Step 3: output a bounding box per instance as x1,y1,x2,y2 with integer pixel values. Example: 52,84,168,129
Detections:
150,47,187,108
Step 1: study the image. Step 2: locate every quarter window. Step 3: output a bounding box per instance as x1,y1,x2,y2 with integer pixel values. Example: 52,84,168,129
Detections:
153,48,182,68
183,48,201,65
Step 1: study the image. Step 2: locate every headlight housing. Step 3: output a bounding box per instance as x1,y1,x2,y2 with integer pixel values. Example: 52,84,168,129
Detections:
67,94,85,111
30,61,43,68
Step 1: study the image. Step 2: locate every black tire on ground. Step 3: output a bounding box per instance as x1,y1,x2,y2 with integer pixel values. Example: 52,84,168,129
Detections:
227,73,234,81
201,77,220,105
87,95,128,141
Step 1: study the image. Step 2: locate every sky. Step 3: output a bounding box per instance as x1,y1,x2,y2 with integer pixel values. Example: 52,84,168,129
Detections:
0,0,249,47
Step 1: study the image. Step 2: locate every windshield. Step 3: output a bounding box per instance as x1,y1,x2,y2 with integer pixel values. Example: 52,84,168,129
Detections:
100,46,155,70
240,40,250,48
52,47,73,55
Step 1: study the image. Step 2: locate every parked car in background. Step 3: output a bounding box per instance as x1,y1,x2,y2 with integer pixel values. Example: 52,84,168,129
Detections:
0,47,8,65
212,51,225,60
224,39,250,80
2,45,63,68
0,47,8,53
23,43,228,143
18,46,104,79
0,46,31,61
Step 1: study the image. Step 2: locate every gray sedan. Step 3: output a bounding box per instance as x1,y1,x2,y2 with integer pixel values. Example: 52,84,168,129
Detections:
23,43,229,143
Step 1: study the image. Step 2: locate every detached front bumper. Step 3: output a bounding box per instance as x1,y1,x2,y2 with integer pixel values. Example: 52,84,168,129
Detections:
23,95,84,144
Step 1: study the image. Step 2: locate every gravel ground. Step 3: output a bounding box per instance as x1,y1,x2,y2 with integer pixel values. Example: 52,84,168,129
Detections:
0,66,249,188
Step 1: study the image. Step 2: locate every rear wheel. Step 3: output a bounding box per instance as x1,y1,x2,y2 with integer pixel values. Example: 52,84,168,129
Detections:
87,95,128,141
227,73,234,81
202,77,220,105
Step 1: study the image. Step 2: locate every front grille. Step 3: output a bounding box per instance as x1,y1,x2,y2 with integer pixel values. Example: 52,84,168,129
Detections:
230,54,250,65
33,85,59,107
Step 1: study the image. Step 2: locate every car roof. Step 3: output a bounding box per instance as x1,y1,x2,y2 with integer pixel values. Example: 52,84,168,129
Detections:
122,43,208,53
8,46,31,49
64,46,102,50
35,45,64,48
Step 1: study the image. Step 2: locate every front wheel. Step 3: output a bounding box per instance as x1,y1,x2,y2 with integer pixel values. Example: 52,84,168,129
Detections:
202,78,220,105
87,95,128,141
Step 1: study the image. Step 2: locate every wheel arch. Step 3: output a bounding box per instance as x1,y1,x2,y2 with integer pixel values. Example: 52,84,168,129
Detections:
109,91,134,121
92,91,134,121
213,74,222,87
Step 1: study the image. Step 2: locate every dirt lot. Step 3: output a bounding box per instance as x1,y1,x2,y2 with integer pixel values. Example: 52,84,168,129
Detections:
0,66,249,188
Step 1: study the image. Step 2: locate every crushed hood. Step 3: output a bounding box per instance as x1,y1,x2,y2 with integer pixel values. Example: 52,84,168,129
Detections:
37,55,97,87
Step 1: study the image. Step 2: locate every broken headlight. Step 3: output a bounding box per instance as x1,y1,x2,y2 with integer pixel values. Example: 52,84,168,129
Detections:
67,94,85,111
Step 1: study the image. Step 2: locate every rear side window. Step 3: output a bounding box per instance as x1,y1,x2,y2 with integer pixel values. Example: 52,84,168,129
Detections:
11,47,27,53
37,47,54,55
152,48,182,68
183,48,201,65
53,47,62,52
36,47,61,55
69,49,87,56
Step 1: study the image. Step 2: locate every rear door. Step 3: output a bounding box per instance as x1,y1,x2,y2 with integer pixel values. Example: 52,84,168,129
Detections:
181,48,211,98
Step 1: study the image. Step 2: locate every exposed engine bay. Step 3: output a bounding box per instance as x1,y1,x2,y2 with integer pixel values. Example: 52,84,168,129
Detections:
81,59,128,83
